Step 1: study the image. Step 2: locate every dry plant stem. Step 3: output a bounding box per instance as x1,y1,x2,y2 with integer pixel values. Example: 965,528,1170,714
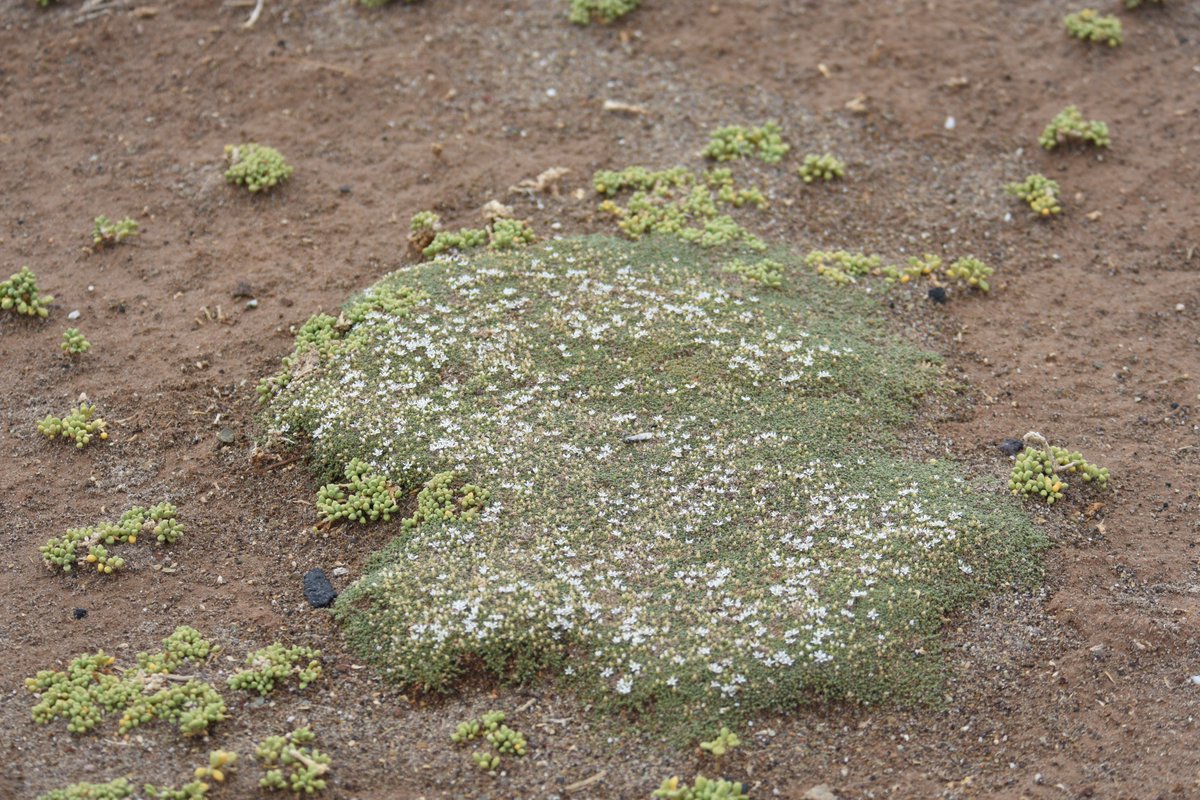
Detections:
1022,431,1083,473
244,0,265,28
288,747,330,776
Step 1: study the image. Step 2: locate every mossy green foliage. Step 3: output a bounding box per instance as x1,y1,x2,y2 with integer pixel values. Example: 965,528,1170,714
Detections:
699,727,740,757
1064,9,1123,46
92,216,139,248
38,403,108,449
40,502,182,574
256,728,330,793
703,122,789,163
594,167,767,249
653,775,748,800
228,643,322,695
569,0,640,24
724,258,783,289
1039,106,1111,150
224,143,294,193
260,236,1045,736
38,778,133,800
1005,174,1062,217
1,266,53,318
26,627,226,737
1010,445,1109,505
799,154,846,184
451,710,527,771
62,327,91,355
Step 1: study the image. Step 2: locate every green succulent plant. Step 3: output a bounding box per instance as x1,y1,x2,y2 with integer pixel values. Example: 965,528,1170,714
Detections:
1039,106,1111,150
38,403,108,449
1005,174,1062,217
1009,432,1109,505
256,728,331,794
38,778,133,800
1,266,53,318
452,710,527,770
92,216,139,248
41,503,182,574
803,250,881,285
62,328,92,355
724,258,784,288
703,122,789,163
1064,9,1123,46
569,0,640,24
316,458,400,525
653,775,749,800
699,727,741,757
944,257,993,292
228,643,322,695
798,153,846,183
224,143,294,192
489,218,537,251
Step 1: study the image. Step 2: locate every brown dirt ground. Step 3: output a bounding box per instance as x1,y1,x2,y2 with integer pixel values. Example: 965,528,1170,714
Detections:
1,1,1198,798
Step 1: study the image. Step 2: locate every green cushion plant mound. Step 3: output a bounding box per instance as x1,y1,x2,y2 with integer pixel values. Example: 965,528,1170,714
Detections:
569,0,640,24
1064,9,1123,46
260,236,1045,736
798,153,846,183
1039,105,1110,150
1006,174,1062,217
224,143,293,193
703,122,789,163
38,778,133,800
2,266,53,318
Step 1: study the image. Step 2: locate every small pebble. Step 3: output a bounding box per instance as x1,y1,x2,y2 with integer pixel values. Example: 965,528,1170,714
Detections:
331,566,350,577
944,116,956,130
68,310,81,320
998,438,1024,457
303,569,337,608
217,428,236,445
927,286,947,304
73,608,87,620
245,298,259,310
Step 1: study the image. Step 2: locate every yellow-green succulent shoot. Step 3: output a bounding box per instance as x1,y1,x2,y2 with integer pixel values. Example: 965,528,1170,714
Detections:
699,727,741,757
569,0,640,24
803,250,881,285
92,216,139,248
653,775,749,800
256,728,330,794
224,143,294,193
724,258,784,289
799,153,846,183
62,328,91,355
37,778,133,800
1,266,53,318
1064,9,1123,46
1005,174,1062,217
703,121,789,163
1009,433,1109,505
38,403,108,449
228,643,322,695
945,257,993,292
1039,106,1110,150
194,750,238,785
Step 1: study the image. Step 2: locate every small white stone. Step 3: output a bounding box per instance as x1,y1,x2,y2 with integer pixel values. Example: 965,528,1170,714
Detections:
1190,674,1200,685
546,88,558,98
944,116,956,130
68,310,81,320
1175,303,1185,312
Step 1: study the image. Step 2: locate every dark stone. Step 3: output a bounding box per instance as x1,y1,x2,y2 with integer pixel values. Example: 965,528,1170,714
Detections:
998,438,1024,457
303,569,337,608
216,427,236,445
339,185,352,194
232,281,254,298
73,608,87,620
927,286,948,304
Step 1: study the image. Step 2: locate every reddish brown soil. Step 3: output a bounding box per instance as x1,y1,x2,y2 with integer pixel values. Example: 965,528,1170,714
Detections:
1,1,1197,799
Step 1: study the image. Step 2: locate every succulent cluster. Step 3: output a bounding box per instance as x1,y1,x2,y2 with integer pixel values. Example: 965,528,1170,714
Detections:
256,728,331,793
724,258,784,289
1009,435,1109,504
943,256,993,292
92,216,139,248
703,122,789,163
568,0,640,24
38,403,108,449
451,711,527,771
419,215,537,258
224,143,294,193
803,250,881,285
228,643,322,695
316,458,400,525
144,750,237,800
1005,173,1062,216
194,751,238,786
798,153,846,183
40,503,182,574
137,626,219,674
1039,105,1111,150
26,628,226,737
38,778,133,800
594,166,767,249
1,266,53,318
1064,9,1123,46
62,328,91,355
653,776,749,800
403,471,491,530
1124,0,1163,6
699,727,741,758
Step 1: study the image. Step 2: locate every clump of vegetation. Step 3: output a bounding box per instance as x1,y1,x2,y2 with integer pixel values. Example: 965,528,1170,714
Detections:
703,121,789,163
228,643,322,695
418,216,537,258
224,143,294,193
1064,9,1123,46
39,502,182,574
424,227,489,257
1005,174,1062,217
653,775,749,800
26,627,226,737
408,210,441,253
1039,105,1111,150
699,727,741,758
944,257,993,292
804,249,881,285
38,403,108,449
256,728,331,793
569,0,640,24
451,711,527,771
594,166,767,249
92,216,139,248
404,471,491,530
1124,0,1163,7
194,751,238,786
263,237,1046,736
316,459,400,525
724,258,784,288
38,778,133,800
879,254,942,285
1,266,53,318
62,328,92,355
798,153,846,183
144,750,237,799
489,218,537,250
1009,432,1109,505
